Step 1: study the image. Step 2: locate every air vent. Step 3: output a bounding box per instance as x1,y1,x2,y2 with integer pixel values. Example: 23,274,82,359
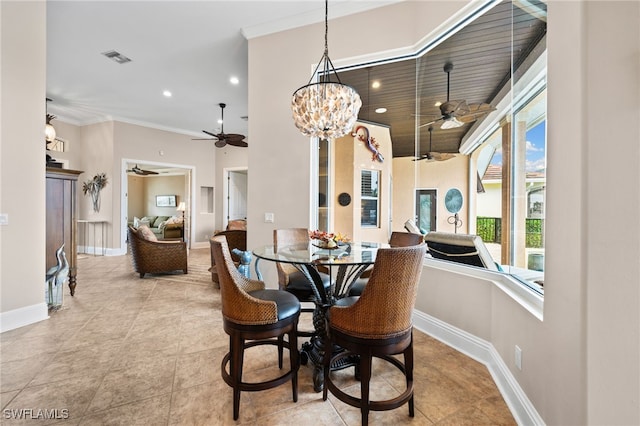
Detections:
101,50,131,64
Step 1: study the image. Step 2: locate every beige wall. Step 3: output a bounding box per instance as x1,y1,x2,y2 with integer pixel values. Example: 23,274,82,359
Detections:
248,1,640,424
0,1,48,324
332,122,392,243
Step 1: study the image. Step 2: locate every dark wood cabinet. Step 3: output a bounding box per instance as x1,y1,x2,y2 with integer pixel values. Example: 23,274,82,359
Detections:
46,168,83,295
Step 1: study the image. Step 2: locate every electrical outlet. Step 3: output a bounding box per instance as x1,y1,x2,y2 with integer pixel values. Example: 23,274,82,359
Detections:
515,345,522,370
0,214,7,225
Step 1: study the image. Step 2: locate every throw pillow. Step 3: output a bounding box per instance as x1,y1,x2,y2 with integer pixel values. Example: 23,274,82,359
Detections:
141,216,158,227
153,216,170,228
137,224,158,242
133,216,141,228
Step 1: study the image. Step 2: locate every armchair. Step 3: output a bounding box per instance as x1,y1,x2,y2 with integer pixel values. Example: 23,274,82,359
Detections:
127,225,188,278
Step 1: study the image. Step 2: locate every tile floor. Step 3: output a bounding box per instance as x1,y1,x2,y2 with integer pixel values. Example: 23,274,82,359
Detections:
1,248,515,425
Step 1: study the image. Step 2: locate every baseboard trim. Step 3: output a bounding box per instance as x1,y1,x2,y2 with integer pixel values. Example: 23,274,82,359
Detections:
0,302,49,333
412,310,545,426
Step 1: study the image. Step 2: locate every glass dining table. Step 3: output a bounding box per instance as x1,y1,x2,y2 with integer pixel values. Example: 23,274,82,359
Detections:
252,240,389,391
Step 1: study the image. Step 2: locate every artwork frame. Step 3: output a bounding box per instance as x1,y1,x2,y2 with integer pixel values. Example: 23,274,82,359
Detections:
156,195,177,207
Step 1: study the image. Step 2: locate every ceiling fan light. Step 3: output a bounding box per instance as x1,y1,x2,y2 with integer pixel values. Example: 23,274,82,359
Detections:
441,117,464,129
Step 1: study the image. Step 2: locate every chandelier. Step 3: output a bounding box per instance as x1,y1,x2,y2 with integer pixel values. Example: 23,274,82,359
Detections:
291,0,361,140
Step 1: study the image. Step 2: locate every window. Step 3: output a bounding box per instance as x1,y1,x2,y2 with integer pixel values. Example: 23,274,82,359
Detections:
361,170,379,227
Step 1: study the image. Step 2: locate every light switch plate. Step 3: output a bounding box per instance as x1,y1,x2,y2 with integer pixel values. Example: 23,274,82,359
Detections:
0,214,8,225
264,212,274,223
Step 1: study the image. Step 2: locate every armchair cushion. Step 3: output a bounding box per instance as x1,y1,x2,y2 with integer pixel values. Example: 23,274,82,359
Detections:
137,224,158,241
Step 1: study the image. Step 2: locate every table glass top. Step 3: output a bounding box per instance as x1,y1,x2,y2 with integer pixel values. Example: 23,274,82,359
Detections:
252,241,389,266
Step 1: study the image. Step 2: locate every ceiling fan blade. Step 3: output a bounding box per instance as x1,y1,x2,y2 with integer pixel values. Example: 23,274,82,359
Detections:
202,130,219,139
222,133,246,143
227,139,248,147
431,152,456,161
419,118,442,129
192,137,214,140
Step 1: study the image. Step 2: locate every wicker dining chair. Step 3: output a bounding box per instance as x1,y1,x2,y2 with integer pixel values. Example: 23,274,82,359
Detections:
211,235,301,421
273,228,331,334
323,243,427,426
209,229,247,286
127,225,187,278
347,231,424,296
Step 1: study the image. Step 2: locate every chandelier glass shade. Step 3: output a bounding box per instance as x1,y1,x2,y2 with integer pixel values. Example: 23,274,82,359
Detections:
291,0,361,140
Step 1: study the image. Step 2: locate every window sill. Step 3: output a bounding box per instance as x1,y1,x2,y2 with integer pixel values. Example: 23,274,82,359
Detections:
423,257,544,321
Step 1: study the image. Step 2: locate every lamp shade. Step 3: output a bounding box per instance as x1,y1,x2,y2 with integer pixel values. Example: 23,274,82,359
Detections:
176,202,186,212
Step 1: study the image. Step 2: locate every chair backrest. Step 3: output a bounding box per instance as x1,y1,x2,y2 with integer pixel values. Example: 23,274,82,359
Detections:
389,231,424,247
273,228,308,251
330,244,427,338
273,228,309,287
423,231,498,271
210,235,278,325
213,230,247,263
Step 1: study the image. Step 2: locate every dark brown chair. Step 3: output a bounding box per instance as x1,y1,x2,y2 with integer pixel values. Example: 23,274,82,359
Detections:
323,244,426,426
127,225,187,278
273,228,331,334
209,230,247,286
348,231,424,296
211,235,301,421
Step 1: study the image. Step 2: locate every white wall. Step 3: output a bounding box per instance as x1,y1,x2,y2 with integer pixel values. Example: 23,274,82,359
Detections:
248,1,640,424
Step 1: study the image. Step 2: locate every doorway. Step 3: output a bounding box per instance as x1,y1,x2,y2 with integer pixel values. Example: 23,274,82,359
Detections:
120,159,195,253
223,167,248,230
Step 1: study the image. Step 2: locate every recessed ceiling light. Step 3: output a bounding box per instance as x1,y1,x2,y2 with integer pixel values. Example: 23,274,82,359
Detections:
371,81,381,89
163,90,172,98
375,107,387,114
230,76,239,85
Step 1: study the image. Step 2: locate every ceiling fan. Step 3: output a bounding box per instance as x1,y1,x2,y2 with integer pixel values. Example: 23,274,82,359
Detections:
419,63,496,130
127,164,159,175
193,103,247,148
413,126,456,162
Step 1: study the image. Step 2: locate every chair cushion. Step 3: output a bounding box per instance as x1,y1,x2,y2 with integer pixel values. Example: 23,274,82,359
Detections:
286,270,330,301
249,289,301,321
347,278,368,297
334,296,359,307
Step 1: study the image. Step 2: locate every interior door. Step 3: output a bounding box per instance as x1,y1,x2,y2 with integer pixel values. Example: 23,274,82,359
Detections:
228,170,247,222
416,189,436,234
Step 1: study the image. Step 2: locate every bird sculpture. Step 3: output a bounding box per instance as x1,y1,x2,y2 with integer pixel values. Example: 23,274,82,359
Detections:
45,244,69,310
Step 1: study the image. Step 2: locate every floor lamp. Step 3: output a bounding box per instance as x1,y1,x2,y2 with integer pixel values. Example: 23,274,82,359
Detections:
176,202,186,242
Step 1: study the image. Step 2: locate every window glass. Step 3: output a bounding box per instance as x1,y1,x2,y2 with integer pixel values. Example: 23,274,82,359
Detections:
361,170,379,227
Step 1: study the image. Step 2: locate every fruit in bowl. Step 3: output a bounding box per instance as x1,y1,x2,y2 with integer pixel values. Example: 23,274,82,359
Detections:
308,230,349,249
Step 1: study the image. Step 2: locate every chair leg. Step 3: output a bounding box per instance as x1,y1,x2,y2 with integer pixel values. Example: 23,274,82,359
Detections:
360,353,373,426
322,334,332,401
288,328,299,402
278,335,284,369
405,337,415,417
230,333,245,421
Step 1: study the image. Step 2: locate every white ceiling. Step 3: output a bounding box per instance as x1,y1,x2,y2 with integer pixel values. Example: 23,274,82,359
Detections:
46,1,401,140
